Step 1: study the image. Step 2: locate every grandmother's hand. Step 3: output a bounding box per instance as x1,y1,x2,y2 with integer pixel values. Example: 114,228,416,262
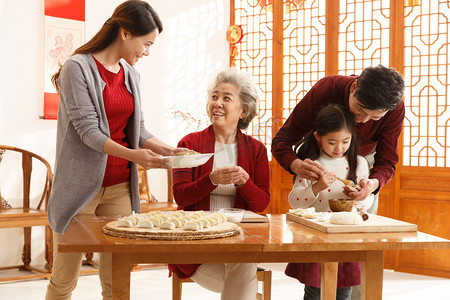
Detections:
209,166,247,186
233,166,249,187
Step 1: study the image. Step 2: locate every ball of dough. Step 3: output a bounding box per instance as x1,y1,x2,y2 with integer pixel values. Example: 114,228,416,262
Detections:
330,212,364,225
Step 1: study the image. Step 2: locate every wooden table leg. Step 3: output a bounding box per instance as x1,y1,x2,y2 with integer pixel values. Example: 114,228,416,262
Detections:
321,262,338,299
361,250,384,300
112,253,131,300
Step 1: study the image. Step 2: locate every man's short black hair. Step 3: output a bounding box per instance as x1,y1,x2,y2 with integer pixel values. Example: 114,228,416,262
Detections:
355,64,405,111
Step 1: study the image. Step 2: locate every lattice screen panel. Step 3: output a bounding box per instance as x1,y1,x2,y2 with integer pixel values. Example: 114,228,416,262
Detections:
403,1,450,167
282,0,326,120
337,0,390,75
234,0,273,147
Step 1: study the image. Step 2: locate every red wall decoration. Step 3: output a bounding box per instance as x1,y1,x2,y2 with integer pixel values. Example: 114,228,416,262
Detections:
43,0,85,119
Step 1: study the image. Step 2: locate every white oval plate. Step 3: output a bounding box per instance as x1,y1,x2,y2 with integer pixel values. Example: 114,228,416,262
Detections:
164,153,214,169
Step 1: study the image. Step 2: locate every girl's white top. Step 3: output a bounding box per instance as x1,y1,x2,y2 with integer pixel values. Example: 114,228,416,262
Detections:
288,153,374,212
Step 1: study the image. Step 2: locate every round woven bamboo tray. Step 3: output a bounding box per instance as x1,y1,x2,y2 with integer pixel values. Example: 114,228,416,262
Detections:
102,221,240,240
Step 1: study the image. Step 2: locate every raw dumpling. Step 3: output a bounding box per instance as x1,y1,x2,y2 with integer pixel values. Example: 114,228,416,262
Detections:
168,218,183,228
214,212,227,223
136,220,154,228
148,216,163,227
116,219,133,227
160,221,176,230
199,218,211,228
183,222,199,231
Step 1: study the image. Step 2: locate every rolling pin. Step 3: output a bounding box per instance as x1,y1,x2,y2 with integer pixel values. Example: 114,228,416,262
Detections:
359,208,369,221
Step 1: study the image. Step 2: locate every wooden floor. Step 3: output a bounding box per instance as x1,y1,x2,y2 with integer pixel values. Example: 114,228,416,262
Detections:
0,263,449,300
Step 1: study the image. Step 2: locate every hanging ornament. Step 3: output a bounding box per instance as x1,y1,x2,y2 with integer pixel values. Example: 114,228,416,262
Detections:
226,25,243,66
226,24,244,44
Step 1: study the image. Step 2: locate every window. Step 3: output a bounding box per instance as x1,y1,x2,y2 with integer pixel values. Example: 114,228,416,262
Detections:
232,0,450,167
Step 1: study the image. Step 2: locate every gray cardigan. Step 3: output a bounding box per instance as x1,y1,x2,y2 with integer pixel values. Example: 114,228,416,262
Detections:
48,53,153,234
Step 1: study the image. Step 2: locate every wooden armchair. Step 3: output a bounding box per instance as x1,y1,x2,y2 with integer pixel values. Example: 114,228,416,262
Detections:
139,167,178,212
0,145,53,281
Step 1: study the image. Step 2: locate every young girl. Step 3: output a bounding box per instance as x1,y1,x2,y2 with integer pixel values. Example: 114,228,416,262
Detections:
286,103,373,300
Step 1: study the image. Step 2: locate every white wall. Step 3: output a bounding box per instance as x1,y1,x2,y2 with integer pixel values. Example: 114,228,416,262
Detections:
0,0,228,268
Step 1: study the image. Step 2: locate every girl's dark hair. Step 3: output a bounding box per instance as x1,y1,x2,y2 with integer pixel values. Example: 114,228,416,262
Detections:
294,104,359,183
51,0,163,91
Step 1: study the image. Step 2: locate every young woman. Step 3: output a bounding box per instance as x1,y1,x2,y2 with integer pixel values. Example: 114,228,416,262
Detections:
45,1,184,299
168,69,270,300
286,104,373,300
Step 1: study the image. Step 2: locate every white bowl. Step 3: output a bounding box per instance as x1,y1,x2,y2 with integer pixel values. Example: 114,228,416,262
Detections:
217,208,245,223
164,153,213,169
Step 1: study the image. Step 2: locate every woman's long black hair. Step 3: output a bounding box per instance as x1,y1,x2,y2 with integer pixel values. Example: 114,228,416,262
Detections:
52,0,163,92
294,104,359,183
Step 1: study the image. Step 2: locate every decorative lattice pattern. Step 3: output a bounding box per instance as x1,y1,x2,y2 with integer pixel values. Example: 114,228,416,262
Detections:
337,0,391,75
282,0,326,120
233,0,448,167
234,0,273,147
403,1,450,167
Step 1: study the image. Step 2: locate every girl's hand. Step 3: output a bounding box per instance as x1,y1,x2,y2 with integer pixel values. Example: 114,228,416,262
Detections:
209,166,243,185
312,172,336,195
132,148,168,169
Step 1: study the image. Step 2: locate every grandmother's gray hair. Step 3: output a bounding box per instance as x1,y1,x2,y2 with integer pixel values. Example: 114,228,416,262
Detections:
206,68,259,130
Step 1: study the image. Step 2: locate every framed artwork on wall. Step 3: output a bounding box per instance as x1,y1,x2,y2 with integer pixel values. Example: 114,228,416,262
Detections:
43,0,85,119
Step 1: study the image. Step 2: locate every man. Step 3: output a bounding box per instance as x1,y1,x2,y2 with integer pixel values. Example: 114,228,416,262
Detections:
272,64,405,213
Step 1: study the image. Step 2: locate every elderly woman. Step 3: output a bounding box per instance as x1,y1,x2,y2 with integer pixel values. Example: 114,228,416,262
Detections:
168,69,270,300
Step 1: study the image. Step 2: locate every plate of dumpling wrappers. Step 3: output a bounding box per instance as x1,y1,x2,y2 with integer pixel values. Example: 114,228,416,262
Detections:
102,210,240,240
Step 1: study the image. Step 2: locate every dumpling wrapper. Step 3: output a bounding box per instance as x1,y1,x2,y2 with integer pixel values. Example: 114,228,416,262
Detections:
292,207,315,217
302,212,319,219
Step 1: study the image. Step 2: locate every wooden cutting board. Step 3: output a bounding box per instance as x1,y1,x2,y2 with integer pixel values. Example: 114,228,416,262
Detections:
242,211,268,223
286,213,417,233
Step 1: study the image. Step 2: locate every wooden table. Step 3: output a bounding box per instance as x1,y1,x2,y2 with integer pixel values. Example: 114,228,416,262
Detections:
59,214,450,300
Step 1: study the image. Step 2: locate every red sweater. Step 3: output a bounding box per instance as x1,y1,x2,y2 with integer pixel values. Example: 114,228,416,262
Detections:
272,75,405,193
168,125,270,278
94,57,134,187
